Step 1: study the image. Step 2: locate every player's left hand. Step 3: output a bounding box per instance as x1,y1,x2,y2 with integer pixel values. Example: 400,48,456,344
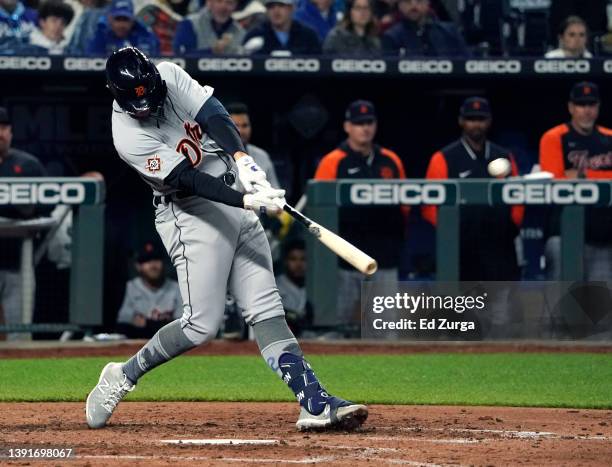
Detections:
236,155,270,193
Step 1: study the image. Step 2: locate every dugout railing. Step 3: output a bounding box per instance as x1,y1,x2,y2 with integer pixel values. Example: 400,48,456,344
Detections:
0,178,105,336
305,179,604,326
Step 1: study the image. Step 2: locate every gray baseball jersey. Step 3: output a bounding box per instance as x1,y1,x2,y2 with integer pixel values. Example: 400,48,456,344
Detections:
117,277,182,324
112,62,285,345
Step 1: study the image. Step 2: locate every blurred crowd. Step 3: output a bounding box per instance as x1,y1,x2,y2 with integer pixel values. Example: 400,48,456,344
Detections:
2,0,612,57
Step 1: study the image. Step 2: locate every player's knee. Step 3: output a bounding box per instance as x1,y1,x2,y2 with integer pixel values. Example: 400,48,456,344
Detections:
242,293,285,325
180,318,221,346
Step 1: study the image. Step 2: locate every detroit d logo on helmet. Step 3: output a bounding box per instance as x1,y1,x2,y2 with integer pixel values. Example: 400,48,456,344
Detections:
134,86,146,97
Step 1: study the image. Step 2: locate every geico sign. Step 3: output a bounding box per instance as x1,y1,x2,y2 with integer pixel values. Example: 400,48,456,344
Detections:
0,56,51,70
350,183,446,205
264,58,320,72
465,60,521,73
534,60,589,73
64,57,106,71
501,183,599,204
332,59,386,73
198,58,252,71
604,61,612,73
0,183,86,205
398,60,453,73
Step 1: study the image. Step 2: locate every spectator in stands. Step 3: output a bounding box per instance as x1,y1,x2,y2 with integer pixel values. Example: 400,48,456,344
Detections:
545,15,592,58
65,0,108,55
136,0,183,56
174,0,245,54
423,97,523,281
323,0,381,55
381,0,468,56
29,0,74,54
539,82,612,280
242,0,321,55
549,0,608,45
232,0,266,32
87,0,160,55
0,107,49,341
294,0,338,42
314,100,406,335
116,241,182,339
276,238,312,336
227,102,279,188
0,0,37,52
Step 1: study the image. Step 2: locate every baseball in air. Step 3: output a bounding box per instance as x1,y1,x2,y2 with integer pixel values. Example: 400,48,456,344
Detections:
487,158,511,177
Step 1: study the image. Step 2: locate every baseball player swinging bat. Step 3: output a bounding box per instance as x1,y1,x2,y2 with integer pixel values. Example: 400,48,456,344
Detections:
276,200,378,276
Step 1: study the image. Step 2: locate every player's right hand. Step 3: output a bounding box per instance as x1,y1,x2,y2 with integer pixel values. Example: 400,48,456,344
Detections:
243,187,285,215
236,155,270,193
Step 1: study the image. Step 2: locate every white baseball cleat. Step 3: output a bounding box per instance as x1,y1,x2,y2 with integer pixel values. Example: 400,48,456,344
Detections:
85,362,134,429
296,399,368,431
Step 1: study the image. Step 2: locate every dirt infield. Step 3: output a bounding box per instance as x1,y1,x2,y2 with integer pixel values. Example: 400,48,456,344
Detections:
1,402,612,466
2,341,611,465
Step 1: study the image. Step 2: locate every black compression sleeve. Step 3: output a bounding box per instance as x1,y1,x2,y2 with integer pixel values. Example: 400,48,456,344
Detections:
164,160,244,207
195,97,246,155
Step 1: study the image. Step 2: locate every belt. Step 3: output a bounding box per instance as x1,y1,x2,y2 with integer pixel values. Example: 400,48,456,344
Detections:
153,191,190,207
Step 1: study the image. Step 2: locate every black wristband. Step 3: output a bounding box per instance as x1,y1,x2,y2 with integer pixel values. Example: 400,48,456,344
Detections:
165,160,244,208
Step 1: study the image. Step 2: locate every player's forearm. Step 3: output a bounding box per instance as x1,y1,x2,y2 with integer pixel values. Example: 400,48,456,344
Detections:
165,160,244,207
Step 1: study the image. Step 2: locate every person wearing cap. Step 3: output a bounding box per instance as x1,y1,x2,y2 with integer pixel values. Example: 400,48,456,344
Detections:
87,0,160,55
173,0,245,55
232,0,266,32
381,0,468,57
539,82,612,281
0,0,37,52
29,0,74,54
0,107,49,341
242,0,321,55
423,97,523,282
116,241,182,338
314,100,406,336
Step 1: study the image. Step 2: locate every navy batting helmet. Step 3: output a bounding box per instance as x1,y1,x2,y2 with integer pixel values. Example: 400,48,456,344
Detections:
105,47,167,118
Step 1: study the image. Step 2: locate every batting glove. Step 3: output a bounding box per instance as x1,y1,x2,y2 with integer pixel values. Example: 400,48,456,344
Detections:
244,187,286,215
237,155,270,193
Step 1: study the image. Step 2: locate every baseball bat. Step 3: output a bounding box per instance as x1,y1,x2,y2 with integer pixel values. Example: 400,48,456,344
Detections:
279,202,378,276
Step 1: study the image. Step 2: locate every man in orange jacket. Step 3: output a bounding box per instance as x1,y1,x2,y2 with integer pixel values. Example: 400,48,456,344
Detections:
314,100,406,335
539,81,612,280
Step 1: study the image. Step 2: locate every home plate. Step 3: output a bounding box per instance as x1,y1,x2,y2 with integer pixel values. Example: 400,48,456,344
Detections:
161,439,280,446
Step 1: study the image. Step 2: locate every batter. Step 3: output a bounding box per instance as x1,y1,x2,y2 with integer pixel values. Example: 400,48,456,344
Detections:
85,47,368,431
